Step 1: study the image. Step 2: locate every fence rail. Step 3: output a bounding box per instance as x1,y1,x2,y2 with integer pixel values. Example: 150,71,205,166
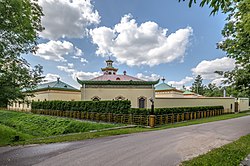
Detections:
31,109,224,127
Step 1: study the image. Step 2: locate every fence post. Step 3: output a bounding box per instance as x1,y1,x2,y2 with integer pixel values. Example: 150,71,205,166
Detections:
149,115,155,128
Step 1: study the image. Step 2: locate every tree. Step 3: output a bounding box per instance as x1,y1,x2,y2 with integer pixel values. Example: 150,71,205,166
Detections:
191,75,205,95
178,0,232,15
0,0,43,57
0,0,44,107
203,83,223,97
218,0,250,97
180,0,250,97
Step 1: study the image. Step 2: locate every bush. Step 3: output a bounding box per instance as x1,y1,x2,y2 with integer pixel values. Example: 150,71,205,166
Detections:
130,106,224,115
31,100,131,114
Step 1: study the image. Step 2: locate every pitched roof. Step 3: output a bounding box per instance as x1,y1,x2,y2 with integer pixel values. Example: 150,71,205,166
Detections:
29,79,79,92
155,82,175,91
77,78,159,86
91,74,143,81
183,90,195,95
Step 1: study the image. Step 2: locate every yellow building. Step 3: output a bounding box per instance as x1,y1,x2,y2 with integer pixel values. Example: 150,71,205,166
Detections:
77,59,159,108
8,78,81,111
155,78,184,98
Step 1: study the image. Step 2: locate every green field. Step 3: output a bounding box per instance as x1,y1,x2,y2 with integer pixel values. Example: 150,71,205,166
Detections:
182,134,250,166
0,110,249,147
0,110,122,146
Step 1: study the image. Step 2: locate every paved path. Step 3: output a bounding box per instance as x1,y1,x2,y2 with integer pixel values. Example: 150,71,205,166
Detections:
1,116,250,166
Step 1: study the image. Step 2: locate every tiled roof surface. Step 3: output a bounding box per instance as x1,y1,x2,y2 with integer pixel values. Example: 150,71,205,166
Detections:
183,90,195,95
33,80,78,91
155,82,175,91
91,74,143,81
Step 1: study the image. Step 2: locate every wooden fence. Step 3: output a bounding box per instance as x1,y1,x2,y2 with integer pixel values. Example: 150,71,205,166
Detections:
154,109,224,126
31,109,224,127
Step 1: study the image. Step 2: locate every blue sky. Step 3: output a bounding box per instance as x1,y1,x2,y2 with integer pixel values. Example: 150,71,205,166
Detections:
25,0,236,89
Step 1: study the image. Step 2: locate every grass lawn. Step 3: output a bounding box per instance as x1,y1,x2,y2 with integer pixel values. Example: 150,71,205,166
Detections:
0,110,249,146
0,110,122,146
181,134,250,166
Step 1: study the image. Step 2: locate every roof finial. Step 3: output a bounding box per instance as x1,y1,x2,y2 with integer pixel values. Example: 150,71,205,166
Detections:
162,77,165,83
57,77,60,83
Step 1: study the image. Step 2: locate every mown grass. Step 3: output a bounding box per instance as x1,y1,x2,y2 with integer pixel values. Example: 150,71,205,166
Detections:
181,134,250,166
0,110,122,146
0,110,249,146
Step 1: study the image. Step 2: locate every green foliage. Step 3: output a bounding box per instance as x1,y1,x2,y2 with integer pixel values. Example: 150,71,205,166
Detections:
130,106,224,115
218,0,250,97
182,134,250,166
191,75,206,95
0,0,44,107
178,0,232,15
31,100,131,114
0,0,43,56
0,110,120,138
203,83,223,97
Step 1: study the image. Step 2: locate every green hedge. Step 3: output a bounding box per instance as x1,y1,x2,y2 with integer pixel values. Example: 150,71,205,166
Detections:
129,106,224,115
31,100,131,114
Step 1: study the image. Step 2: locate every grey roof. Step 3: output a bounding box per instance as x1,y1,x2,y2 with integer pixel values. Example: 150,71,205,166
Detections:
155,82,175,91
28,79,79,92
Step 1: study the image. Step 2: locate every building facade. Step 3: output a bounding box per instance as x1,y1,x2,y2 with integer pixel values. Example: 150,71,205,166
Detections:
77,59,159,108
8,78,81,111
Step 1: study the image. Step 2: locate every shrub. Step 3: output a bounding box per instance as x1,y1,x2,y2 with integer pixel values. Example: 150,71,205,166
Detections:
31,100,131,114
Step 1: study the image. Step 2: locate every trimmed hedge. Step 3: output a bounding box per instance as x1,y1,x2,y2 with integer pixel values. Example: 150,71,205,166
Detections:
32,101,223,116
31,100,131,114
129,106,224,115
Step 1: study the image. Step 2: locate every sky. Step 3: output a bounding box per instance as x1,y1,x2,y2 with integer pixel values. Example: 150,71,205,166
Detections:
24,0,236,89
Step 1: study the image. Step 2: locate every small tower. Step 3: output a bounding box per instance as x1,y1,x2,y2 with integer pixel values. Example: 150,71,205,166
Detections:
101,59,118,75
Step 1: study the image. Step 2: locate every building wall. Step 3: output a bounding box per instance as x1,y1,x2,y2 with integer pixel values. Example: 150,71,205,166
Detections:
237,98,249,112
155,97,235,113
155,91,184,98
81,86,154,108
8,90,81,111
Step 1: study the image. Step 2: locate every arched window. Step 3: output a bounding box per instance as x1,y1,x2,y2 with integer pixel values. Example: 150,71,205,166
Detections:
138,97,146,108
115,96,125,101
116,77,121,80
92,96,101,101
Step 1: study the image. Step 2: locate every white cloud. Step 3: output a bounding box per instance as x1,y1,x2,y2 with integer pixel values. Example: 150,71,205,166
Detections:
211,78,227,86
57,65,101,80
57,65,76,73
168,76,194,89
191,57,235,80
135,73,160,81
67,63,74,68
39,0,100,40
80,58,88,63
43,73,60,82
72,71,102,80
34,40,83,62
90,14,193,67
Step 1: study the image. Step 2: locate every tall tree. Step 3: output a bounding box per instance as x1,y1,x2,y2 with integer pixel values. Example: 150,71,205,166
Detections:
218,0,250,97
179,0,250,97
191,75,205,95
0,0,44,107
203,83,223,97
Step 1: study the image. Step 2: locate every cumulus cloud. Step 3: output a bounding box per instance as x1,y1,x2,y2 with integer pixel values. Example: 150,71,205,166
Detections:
57,65,76,73
34,40,83,62
90,14,193,67
192,57,235,80
57,65,101,80
168,76,194,89
71,71,102,80
43,73,60,82
135,73,160,81
39,0,100,40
